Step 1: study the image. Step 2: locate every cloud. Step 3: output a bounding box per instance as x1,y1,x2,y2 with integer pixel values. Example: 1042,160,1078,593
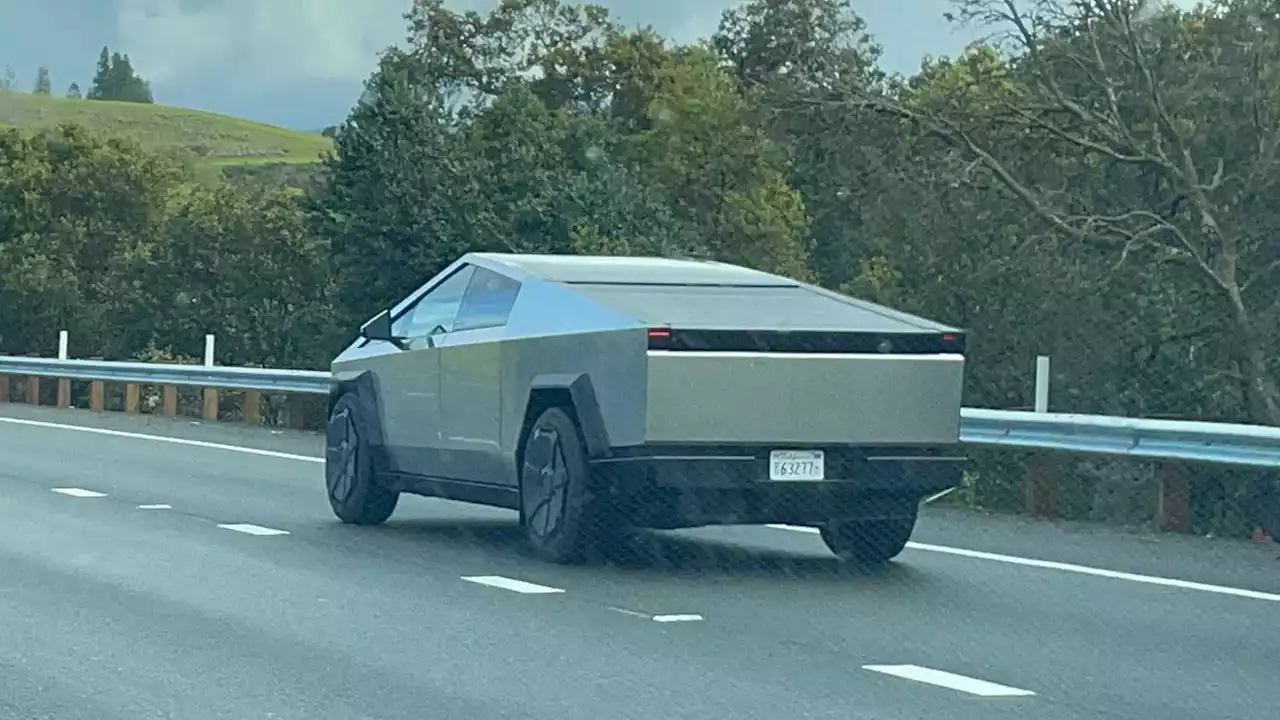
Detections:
114,0,412,87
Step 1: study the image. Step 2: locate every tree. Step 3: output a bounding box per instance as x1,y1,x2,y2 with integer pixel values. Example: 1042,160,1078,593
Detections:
147,183,335,368
314,50,480,326
0,65,15,91
713,0,886,290
66,82,82,99
851,0,1280,425
33,67,51,95
0,124,182,357
629,47,814,279
88,46,154,103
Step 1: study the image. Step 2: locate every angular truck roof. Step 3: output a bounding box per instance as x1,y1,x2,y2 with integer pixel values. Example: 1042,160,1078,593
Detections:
470,253,960,334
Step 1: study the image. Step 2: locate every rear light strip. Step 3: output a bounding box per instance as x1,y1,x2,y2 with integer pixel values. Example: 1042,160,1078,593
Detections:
647,328,965,354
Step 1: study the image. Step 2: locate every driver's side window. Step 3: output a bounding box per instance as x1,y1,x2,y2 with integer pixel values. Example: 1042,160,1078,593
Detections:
392,265,476,338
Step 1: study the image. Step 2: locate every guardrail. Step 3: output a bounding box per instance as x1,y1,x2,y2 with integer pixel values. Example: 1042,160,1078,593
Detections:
2,354,1278,535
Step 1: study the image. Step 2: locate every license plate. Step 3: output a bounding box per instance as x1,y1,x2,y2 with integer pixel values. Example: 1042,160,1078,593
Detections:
769,450,825,481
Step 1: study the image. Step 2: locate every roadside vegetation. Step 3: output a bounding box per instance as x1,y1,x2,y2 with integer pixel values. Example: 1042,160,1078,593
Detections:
1,0,1275,535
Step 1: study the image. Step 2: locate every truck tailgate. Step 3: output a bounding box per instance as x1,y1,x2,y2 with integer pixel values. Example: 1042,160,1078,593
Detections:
643,350,964,445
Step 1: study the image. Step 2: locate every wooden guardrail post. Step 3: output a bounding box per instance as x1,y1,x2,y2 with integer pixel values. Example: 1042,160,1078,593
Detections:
56,331,70,408
287,395,309,430
24,353,41,405
1023,356,1059,516
56,377,71,408
1025,453,1060,517
202,387,219,421
162,386,178,416
124,383,140,414
0,352,9,402
88,356,105,411
1155,461,1191,532
200,333,218,421
242,390,262,425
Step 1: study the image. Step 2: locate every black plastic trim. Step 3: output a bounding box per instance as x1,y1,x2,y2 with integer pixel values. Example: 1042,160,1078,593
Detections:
528,373,611,458
647,329,966,355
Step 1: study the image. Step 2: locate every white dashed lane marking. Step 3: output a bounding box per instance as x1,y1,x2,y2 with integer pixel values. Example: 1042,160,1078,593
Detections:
609,607,704,622
51,487,107,498
862,664,1036,697
217,523,290,536
137,504,172,510
462,575,565,594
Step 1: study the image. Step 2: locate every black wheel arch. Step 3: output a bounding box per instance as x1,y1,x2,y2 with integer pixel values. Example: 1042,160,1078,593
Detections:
519,373,611,461
328,371,390,471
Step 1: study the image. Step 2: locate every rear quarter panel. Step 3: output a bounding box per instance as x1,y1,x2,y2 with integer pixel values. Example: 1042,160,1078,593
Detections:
497,281,649,474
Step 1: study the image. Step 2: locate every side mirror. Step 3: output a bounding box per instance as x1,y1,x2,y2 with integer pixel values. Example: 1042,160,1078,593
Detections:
359,309,401,343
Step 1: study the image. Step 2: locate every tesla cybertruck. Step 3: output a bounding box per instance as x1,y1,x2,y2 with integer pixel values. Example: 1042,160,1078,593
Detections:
325,253,967,564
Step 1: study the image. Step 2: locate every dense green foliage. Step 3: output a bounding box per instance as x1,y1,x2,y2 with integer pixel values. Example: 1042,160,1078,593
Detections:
2,0,1276,533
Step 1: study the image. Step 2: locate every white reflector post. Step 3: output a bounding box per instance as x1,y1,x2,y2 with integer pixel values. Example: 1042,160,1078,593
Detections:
1034,355,1050,413
58,330,68,360
204,334,215,367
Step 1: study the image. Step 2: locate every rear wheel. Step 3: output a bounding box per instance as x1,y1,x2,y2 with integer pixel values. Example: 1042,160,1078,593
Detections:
518,406,612,564
326,393,398,525
820,513,917,564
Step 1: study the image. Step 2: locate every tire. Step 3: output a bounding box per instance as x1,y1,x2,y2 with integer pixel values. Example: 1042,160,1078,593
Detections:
518,405,604,564
820,513,917,564
325,393,398,525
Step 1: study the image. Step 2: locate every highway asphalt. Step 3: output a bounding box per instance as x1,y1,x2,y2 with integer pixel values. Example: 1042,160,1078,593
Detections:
1,402,1276,720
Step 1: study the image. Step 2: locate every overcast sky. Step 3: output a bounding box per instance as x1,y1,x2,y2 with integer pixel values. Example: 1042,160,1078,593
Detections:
0,0,985,129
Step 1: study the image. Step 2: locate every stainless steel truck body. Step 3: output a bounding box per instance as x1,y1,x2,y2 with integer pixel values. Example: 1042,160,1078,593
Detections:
325,253,967,564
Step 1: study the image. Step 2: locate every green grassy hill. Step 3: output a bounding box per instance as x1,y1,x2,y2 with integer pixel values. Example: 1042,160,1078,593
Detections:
0,91,333,166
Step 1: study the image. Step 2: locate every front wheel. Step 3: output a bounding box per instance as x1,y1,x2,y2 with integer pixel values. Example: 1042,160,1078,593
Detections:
820,514,917,564
326,393,398,525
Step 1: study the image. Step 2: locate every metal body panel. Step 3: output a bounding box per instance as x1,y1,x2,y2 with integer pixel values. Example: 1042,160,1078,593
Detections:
365,337,442,475
436,325,507,483
643,351,966,445
498,328,649,458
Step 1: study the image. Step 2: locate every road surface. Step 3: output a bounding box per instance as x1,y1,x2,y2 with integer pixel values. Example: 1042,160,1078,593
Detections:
1,403,1276,720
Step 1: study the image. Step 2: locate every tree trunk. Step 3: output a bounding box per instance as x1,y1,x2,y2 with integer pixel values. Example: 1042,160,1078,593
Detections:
1229,290,1280,426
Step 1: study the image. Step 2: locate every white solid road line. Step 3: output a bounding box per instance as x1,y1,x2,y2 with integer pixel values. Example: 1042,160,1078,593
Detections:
0,417,322,463
217,523,291,536
767,524,1280,603
51,487,107,498
15,415,1280,603
462,575,566,594
862,664,1035,698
